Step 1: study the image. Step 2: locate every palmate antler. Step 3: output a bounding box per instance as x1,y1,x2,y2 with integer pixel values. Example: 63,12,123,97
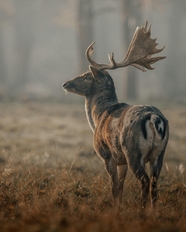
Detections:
86,21,166,72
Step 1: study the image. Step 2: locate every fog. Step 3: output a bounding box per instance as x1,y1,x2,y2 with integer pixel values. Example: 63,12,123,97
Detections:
0,0,186,102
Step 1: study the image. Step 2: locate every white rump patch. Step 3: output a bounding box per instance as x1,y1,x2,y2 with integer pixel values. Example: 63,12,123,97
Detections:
157,120,164,132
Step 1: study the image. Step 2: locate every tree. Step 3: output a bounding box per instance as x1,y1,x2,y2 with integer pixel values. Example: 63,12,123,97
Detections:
163,0,184,99
0,28,6,86
11,0,35,94
120,0,142,100
0,1,14,87
77,0,93,73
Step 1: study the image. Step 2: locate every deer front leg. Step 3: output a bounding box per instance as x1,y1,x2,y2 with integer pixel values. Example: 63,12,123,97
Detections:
105,158,121,205
117,165,128,203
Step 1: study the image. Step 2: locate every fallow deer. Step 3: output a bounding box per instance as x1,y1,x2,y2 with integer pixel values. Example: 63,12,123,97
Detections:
63,22,169,208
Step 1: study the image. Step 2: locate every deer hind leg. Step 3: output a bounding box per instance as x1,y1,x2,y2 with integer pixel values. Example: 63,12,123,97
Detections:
135,167,150,208
127,155,150,208
105,158,121,205
149,149,165,208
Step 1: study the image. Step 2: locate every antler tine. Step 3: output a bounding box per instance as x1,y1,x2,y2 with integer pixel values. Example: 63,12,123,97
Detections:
86,41,116,70
143,21,149,32
86,41,97,67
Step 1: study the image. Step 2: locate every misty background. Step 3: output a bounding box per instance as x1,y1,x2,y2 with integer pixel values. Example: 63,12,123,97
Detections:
0,0,186,103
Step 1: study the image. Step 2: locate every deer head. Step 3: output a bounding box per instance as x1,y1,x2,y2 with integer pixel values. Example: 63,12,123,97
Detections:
63,66,116,97
63,21,165,98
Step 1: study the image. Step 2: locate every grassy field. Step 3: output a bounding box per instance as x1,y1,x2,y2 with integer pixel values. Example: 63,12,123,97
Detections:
0,101,186,231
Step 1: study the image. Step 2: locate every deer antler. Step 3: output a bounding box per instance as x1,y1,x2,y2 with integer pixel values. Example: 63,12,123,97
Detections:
86,21,166,72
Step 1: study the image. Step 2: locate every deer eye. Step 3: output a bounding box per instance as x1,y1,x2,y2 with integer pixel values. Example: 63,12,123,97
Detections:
85,75,91,80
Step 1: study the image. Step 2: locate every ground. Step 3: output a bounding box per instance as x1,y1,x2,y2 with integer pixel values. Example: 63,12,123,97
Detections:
0,100,186,232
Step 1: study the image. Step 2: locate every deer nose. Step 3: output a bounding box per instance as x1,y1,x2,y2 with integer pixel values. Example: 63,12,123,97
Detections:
62,82,67,88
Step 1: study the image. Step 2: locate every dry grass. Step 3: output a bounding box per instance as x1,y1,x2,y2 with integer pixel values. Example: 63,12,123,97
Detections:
0,101,186,232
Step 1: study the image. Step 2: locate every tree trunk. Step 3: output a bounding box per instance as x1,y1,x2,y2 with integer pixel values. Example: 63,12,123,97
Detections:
120,0,142,100
77,0,93,73
10,0,35,95
163,0,182,99
0,32,7,85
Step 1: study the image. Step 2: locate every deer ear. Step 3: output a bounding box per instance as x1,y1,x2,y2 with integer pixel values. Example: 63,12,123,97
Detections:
89,65,105,83
89,65,104,78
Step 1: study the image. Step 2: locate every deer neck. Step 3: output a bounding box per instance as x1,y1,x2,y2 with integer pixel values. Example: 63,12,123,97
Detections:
85,91,118,132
